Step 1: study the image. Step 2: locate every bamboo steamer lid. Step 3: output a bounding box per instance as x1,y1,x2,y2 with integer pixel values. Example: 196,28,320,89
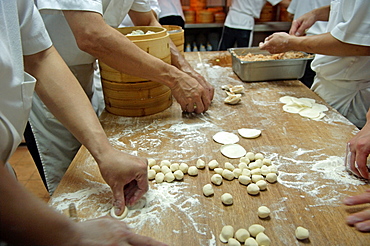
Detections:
162,25,184,54
99,26,172,117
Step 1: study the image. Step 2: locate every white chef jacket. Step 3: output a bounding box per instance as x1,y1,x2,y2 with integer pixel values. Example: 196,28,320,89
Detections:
120,0,161,27
311,0,370,128
0,1,51,166
157,0,184,20
31,0,151,194
224,0,281,30
287,0,331,36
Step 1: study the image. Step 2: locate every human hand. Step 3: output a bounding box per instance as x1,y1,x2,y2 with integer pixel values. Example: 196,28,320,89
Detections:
343,190,370,232
74,216,168,246
289,11,317,36
259,32,292,54
96,148,149,216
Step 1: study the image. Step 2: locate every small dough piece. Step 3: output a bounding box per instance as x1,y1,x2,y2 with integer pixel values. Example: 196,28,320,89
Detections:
251,174,264,183
170,163,180,172
238,175,251,186
239,156,250,164
110,206,128,220
261,165,270,176
224,162,235,171
220,144,247,159
202,184,214,197
254,153,264,160
238,128,262,139
151,165,161,173
248,224,265,237
222,169,235,181
179,163,189,174
250,168,262,175
257,206,271,218
160,160,171,167
235,228,250,243
173,170,184,180
230,85,245,94
214,167,224,175
256,180,267,191
213,131,239,144
188,166,198,176
262,158,272,166
265,173,278,183
155,172,165,183
211,174,223,185
295,226,309,240
221,193,233,205
233,168,242,178
241,169,251,177
245,152,255,161
224,93,242,105
245,237,258,246
227,238,241,246
247,183,260,195
255,232,271,246
196,159,206,169
238,162,248,170
161,166,171,174
164,172,175,183
147,158,156,167
269,165,278,174
219,225,234,243
208,160,219,170
148,169,156,180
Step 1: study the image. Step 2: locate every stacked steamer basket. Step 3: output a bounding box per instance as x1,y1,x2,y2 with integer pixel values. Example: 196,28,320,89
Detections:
99,26,172,117
162,25,185,55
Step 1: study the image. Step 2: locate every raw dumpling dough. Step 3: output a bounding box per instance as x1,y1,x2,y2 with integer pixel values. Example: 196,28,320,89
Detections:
235,228,250,243
208,160,220,170
164,172,175,182
295,226,309,240
255,232,271,246
188,166,198,176
221,193,233,205
213,131,239,144
110,206,128,220
173,170,184,180
238,128,262,139
247,183,260,195
219,225,234,243
222,169,235,181
248,224,265,237
196,159,206,169
220,144,247,159
228,238,241,246
257,205,271,218
211,174,223,185
203,184,214,196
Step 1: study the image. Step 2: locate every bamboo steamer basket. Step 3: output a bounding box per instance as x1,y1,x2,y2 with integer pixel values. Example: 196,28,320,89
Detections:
197,10,214,23
99,26,172,117
162,25,184,54
184,9,196,23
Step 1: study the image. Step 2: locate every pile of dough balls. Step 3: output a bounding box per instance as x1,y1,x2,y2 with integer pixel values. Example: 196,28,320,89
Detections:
219,224,271,246
221,84,245,105
147,158,206,183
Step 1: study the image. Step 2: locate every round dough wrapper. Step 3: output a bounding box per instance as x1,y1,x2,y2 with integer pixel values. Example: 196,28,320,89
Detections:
220,144,247,159
213,131,239,144
298,108,321,119
238,128,262,139
110,206,128,220
283,104,303,114
279,96,294,104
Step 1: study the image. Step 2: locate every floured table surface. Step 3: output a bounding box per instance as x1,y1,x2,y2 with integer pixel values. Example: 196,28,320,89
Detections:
50,51,370,246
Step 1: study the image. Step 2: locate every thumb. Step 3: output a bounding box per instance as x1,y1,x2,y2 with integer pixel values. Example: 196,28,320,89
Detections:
112,185,126,216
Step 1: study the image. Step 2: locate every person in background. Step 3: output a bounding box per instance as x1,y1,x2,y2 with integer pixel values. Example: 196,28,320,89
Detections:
0,1,167,245
26,0,214,197
287,0,331,88
120,0,161,27
260,0,370,232
157,0,185,28
217,0,291,51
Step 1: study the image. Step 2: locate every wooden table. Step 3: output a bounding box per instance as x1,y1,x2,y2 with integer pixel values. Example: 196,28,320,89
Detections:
50,51,370,246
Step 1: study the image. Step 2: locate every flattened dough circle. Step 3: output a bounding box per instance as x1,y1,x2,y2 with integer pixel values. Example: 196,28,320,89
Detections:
110,206,128,220
213,131,239,144
238,128,262,139
220,144,246,159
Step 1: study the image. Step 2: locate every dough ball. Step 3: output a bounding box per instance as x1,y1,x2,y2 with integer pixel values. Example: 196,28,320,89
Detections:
155,172,165,183
241,169,251,177
227,238,241,246
208,160,219,170
188,166,198,176
160,160,171,167
161,166,171,174
250,168,262,175
238,175,251,186
268,164,278,174
222,169,235,181
239,156,250,165
173,170,184,180
254,153,264,160
257,206,271,218
295,226,309,240
147,169,156,180
256,180,267,191
261,165,270,176
151,165,161,173
211,174,223,185
219,225,234,243
214,167,224,175
251,174,264,183
179,163,189,174
224,162,235,171
196,159,206,169
221,193,233,205
128,197,147,210
110,206,128,220
164,172,175,183
255,232,271,246
203,184,214,197
247,183,260,195
147,158,156,167
265,173,278,183
248,224,265,237
235,228,250,243
233,168,242,178
262,158,272,166
245,237,258,246
170,163,180,172
245,152,255,161
238,162,248,170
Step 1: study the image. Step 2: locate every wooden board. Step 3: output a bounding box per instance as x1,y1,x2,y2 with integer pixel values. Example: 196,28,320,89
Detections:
49,51,370,246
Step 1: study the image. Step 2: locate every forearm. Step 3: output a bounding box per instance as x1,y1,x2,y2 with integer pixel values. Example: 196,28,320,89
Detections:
311,5,331,22
0,164,79,245
24,46,111,162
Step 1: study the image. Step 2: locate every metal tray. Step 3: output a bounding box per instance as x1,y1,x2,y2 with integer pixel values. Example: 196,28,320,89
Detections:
228,47,313,82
